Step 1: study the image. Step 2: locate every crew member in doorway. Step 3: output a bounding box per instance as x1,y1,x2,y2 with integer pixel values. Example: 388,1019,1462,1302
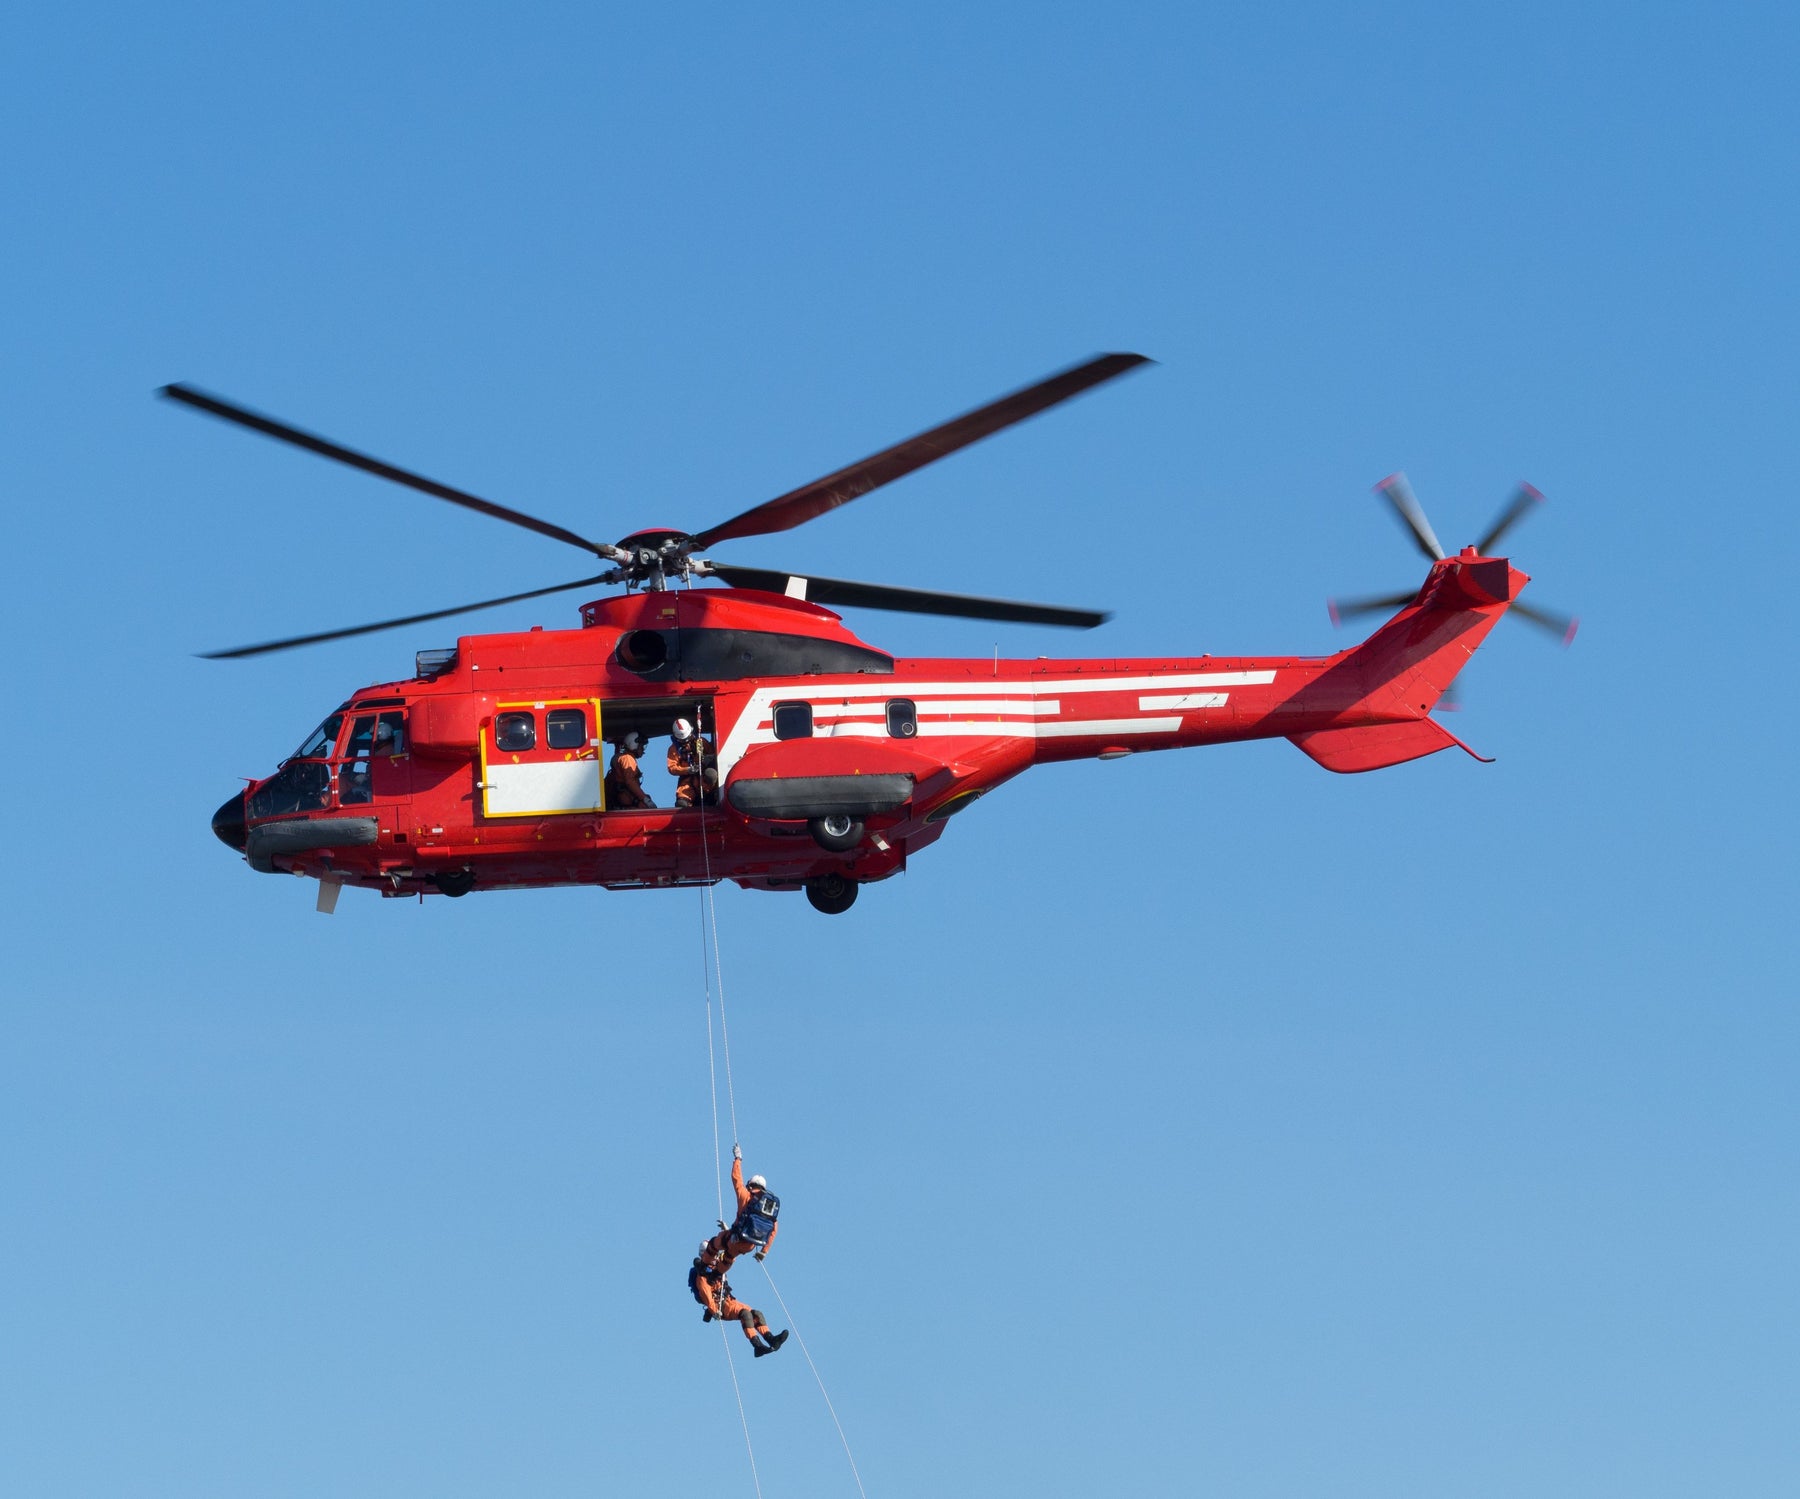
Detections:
705,1144,780,1270
606,732,654,809
668,717,718,808
688,1251,788,1357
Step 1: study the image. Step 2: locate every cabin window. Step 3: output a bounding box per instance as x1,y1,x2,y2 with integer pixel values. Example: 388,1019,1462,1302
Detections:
546,708,587,750
293,714,344,760
885,699,918,738
772,701,813,741
496,712,536,752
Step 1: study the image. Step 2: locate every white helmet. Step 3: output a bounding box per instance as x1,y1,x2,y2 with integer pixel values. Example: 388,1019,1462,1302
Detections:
622,731,643,753
672,717,694,742
748,1174,766,1190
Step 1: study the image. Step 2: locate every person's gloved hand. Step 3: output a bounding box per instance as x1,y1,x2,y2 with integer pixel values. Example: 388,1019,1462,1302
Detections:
733,1143,741,1161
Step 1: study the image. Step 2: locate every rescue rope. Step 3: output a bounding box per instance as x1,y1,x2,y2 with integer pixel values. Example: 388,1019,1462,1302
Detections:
699,887,725,1225
693,737,741,1154
694,751,763,1494
759,1261,869,1499
692,720,868,1495
719,1323,764,1499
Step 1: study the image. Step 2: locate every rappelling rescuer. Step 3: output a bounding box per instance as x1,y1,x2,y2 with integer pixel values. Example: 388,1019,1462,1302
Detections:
688,1247,789,1357
668,717,718,808
704,1144,781,1270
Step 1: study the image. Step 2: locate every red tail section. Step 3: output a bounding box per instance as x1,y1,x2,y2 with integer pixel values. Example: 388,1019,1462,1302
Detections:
1289,551,1527,773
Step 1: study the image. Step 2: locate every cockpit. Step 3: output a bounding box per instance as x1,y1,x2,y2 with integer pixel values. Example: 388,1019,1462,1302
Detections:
246,706,407,819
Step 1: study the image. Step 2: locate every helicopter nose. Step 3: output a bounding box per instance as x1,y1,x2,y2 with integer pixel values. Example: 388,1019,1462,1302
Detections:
211,790,248,851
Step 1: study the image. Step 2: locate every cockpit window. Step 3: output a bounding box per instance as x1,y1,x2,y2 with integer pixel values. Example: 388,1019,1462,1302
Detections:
248,760,331,819
344,714,376,760
496,712,536,752
293,714,344,759
374,711,406,755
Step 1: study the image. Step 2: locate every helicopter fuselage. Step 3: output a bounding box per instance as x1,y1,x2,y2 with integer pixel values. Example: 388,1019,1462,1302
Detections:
213,559,1524,911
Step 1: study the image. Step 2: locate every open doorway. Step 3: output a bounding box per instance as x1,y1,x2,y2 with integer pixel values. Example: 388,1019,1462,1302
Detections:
600,695,716,810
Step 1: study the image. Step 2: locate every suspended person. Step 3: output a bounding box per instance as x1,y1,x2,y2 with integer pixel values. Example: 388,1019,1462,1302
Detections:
705,1144,780,1270
668,717,718,808
605,731,654,809
688,1248,789,1357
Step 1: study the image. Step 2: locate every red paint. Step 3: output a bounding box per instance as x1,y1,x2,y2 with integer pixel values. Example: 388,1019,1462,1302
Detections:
223,553,1529,905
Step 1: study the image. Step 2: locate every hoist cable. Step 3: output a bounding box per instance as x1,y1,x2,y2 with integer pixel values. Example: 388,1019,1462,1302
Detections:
691,730,742,1149
692,732,761,1496
699,885,725,1224
719,1322,764,1499
759,1262,869,1499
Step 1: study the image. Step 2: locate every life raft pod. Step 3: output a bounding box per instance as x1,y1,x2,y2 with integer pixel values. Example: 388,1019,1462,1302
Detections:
724,739,939,821
246,814,380,873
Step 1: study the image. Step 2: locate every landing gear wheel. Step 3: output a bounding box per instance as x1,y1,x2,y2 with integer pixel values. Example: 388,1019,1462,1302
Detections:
808,813,865,853
804,872,858,915
432,869,476,898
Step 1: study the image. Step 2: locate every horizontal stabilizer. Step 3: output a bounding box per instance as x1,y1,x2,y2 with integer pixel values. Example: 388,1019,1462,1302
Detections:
1289,718,1491,774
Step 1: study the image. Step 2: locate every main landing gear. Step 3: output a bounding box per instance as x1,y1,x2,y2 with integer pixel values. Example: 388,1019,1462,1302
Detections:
432,869,476,898
807,813,864,853
804,872,857,915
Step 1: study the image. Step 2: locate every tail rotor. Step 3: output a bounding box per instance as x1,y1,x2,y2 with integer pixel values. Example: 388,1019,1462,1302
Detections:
1328,472,1579,701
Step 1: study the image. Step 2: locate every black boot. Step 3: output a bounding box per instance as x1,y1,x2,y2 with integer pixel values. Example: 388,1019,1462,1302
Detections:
763,1329,789,1353
752,1337,772,1358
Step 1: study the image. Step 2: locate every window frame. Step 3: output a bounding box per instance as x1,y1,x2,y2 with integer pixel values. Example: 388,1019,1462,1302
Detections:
545,706,588,751
885,698,918,739
495,711,537,752
771,700,814,741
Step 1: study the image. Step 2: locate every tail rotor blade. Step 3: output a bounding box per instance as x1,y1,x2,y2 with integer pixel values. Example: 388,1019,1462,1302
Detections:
1510,599,1579,646
1475,482,1544,555
1327,588,1419,627
1374,472,1445,562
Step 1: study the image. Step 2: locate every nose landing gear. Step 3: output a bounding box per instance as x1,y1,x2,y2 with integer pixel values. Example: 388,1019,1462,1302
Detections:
804,872,858,915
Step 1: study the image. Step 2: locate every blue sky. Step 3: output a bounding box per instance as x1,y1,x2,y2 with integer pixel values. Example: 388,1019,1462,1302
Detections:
3,2,1796,1494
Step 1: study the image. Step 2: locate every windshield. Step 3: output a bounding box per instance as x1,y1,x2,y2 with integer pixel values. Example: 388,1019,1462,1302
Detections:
292,713,344,760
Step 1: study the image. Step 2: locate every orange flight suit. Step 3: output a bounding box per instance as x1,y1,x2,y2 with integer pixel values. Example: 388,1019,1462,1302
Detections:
706,1157,779,1269
606,748,652,809
668,736,717,808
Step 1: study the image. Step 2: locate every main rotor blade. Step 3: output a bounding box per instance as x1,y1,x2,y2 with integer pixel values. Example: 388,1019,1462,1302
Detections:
1509,599,1580,646
706,561,1109,628
1326,589,1418,627
161,384,625,560
1475,482,1544,555
200,573,615,659
692,353,1151,549
1373,472,1445,562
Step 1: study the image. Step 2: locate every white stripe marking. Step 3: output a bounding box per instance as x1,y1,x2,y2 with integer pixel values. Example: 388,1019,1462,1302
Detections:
1139,692,1228,710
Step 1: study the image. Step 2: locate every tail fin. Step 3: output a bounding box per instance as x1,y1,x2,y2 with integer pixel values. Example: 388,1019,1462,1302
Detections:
1348,554,1526,708
1288,552,1527,773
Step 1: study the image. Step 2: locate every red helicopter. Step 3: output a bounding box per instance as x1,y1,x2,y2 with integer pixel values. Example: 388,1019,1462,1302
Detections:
174,355,1573,914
